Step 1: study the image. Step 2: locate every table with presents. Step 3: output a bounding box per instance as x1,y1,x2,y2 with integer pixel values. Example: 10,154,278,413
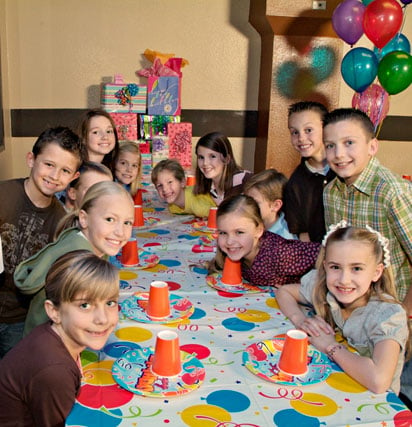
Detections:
66,187,412,427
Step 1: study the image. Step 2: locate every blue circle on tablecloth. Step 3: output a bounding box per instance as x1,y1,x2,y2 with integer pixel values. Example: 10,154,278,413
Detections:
178,234,198,240
103,341,141,358
190,307,206,319
150,229,170,235
66,403,122,426
274,409,320,426
119,280,132,290
193,266,208,275
222,317,255,331
205,390,250,412
159,259,181,267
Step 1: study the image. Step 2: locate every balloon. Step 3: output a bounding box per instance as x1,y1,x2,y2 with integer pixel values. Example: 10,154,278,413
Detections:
341,47,378,92
332,0,365,45
374,33,411,60
352,84,390,129
363,0,403,49
378,51,412,94
400,0,412,4
362,0,375,4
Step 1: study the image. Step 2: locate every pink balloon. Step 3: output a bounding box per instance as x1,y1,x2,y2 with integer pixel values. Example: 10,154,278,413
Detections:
332,0,366,46
363,0,403,49
352,84,390,129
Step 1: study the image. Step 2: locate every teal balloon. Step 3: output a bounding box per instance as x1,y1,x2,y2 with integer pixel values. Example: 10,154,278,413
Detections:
378,51,412,94
310,46,337,83
362,0,375,4
341,47,378,92
374,33,411,60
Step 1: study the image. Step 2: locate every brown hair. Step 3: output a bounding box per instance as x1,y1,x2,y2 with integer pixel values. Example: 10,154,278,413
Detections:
244,168,287,206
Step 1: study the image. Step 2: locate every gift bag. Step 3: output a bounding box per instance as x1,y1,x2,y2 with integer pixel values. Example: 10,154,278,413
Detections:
167,122,192,169
101,74,147,113
147,76,181,116
110,113,138,141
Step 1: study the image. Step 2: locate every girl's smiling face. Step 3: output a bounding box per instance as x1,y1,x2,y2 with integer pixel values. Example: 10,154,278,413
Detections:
324,240,384,314
217,212,264,265
87,116,116,162
196,146,226,186
114,151,140,186
79,193,134,257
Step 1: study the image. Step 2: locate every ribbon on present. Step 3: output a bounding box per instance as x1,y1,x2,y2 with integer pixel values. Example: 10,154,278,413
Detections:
115,84,139,112
137,58,180,78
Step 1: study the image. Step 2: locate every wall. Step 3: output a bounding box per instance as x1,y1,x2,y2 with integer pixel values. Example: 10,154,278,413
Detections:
0,0,411,180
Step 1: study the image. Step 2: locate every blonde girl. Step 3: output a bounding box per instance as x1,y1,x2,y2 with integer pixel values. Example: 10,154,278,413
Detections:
0,251,119,426
276,223,410,394
113,141,142,197
14,181,134,334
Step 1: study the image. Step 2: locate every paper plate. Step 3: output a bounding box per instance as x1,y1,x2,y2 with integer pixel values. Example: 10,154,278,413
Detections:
121,292,194,324
120,250,160,270
112,348,205,397
199,234,216,246
206,273,269,294
242,335,332,386
192,220,217,234
133,216,161,229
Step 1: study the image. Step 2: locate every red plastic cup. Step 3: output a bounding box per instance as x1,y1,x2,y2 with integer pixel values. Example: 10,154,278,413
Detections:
146,281,171,320
121,238,139,266
207,207,218,229
221,257,242,285
151,330,182,377
278,329,308,376
133,189,143,205
402,175,411,181
186,174,196,186
133,205,144,227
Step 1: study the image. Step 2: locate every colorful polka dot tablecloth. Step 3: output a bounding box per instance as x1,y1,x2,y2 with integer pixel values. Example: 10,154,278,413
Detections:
66,189,412,427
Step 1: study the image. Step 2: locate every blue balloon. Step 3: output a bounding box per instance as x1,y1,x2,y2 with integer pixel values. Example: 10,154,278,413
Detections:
374,33,411,60
341,47,378,92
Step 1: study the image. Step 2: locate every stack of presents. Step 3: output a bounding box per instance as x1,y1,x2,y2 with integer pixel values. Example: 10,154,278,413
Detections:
101,49,192,183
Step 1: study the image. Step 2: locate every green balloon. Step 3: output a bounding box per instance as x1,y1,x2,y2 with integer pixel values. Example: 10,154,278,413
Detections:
378,51,412,95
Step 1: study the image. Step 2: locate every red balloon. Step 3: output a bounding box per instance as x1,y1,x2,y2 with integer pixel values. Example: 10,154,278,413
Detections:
352,84,390,129
363,0,403,49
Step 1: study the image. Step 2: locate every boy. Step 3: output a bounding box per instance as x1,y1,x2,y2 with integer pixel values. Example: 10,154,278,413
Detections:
284,101,335,243
151,159,215,218
0,127,84,357
244,169,297,239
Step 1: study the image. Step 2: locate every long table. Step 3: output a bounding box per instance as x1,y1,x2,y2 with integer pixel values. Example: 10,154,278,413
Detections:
66,189,412,427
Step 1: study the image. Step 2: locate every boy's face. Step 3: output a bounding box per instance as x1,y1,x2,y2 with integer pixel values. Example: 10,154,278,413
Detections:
154,169,185,204
323,119,378,186
26,142,80,199
288,110,324,160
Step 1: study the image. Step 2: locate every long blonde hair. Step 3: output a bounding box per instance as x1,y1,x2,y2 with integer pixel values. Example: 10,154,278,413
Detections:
113,141,142,196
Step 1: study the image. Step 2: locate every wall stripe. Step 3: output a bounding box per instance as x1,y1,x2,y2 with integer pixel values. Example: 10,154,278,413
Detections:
10,108,412,141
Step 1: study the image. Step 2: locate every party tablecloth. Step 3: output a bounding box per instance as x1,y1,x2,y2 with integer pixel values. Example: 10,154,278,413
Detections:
66,189,412,427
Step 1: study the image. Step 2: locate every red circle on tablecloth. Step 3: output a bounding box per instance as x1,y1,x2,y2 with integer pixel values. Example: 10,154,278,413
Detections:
180,344,211,359
77,384,133,409
166,281,181,291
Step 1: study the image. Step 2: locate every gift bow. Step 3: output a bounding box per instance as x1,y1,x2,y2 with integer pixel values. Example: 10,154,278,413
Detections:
137,58,180,78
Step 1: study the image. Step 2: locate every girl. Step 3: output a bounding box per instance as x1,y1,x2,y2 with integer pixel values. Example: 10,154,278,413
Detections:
14,181,134,335
113,141,142,198
210,194,320,287
152,159,215,218
276,223,409,394
194,132,252,206
78,108,119,168
0,250,119,426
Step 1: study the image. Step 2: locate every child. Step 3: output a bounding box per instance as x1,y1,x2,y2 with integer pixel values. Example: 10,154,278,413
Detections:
284,101,335,243
152,159,216,218
14,181,134,335
210,194,320,287
65,161,113,210
0,250,119,426
244,169,297,239
276,224,409,394
78,108,119,168
113,141,142,198
194,132,252,206
322,108,412,309
0,126,84,357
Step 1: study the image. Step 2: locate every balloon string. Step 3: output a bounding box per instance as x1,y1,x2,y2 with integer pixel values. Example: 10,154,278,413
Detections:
400,5,408,34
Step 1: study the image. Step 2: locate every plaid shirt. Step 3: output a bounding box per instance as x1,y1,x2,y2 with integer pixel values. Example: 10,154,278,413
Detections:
324,157,412,299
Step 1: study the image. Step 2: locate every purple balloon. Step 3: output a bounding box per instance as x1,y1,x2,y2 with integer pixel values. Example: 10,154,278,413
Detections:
400,0,412,5
332,0,366,45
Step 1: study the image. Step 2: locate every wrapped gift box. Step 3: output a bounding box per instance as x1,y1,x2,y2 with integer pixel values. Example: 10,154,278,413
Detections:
139,115,181,140
110,113,138,141
167,122,192,169
152,150,169,168
147,76,181,116
102,74,147,113
138,141,151,154
151,136,169,153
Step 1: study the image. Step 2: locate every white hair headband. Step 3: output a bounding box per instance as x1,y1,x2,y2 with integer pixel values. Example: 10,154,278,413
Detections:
322,220,391,268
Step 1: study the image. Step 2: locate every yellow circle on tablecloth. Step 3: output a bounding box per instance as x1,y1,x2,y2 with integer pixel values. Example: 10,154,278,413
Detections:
82,360,116,386
237,309,271,323
115,326,152,342
265,297,280,309
290,392,338,416
180,404,231,426
326,372,367,393
119,271,138,280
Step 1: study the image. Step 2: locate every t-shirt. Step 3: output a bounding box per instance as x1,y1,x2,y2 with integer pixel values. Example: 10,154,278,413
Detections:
241,231,320,287
0,322,81,426
0,179,66,323
168,187,216,218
